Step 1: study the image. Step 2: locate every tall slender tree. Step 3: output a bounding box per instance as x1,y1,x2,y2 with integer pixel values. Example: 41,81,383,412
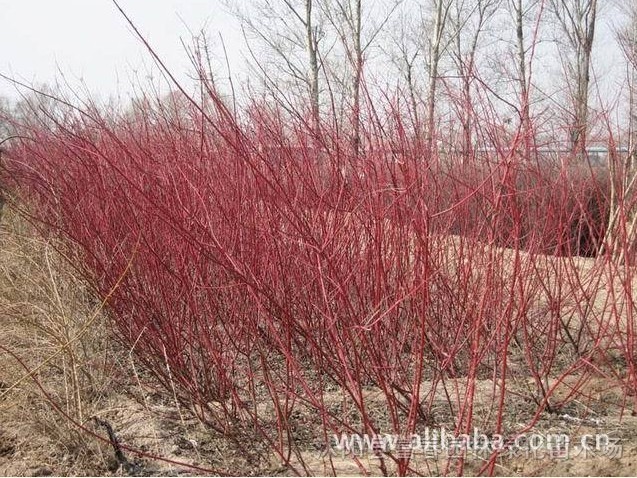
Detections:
386,10,424,133
618,2,637,161
423,0,452,158
448,0,501,161
225,0,324,128
509,0,541,155
321,0,401,155
605,2,637,263
549,0,598,153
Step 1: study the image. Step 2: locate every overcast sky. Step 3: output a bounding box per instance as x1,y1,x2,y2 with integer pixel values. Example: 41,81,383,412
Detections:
0,0,627,114
0,1,245,101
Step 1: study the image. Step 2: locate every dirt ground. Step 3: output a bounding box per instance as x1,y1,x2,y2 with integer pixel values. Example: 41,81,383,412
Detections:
3,375,637,476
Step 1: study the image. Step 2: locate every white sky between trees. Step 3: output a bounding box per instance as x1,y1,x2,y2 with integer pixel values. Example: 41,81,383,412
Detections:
0,0,629,133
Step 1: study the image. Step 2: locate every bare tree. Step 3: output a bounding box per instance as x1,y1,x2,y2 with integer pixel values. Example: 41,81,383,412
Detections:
306,0,322,127
385,0,455,145
549,0,598,153
225,0,324,128
322,0,363,154
605,2,637,263
483,0,545,158
321,0,401,155
386,10,424,132
510,0,538,150
425,0,452,158
447,0,501,161
618,2,637,160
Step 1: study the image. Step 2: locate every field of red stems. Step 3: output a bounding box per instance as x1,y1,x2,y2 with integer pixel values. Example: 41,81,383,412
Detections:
2,79,637,476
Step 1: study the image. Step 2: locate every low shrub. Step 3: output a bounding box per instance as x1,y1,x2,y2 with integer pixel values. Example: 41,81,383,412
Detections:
0,84,630,476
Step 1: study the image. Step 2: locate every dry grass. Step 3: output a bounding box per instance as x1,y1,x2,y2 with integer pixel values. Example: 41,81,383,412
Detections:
0,204,126,475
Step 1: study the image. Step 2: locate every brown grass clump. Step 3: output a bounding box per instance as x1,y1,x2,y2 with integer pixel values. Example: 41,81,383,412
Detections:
0,204,122,475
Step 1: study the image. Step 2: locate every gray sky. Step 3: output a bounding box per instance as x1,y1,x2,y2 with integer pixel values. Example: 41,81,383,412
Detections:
0,0,628,122
0,0,244,101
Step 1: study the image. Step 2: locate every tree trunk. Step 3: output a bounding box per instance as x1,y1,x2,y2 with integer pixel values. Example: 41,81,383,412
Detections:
426,0,446,160
515,0,532,158
352,0,362,156
306,0,320,131
603,2,636,263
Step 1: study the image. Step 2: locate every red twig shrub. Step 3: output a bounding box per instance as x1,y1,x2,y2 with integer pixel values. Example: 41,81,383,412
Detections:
0,86,631,476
